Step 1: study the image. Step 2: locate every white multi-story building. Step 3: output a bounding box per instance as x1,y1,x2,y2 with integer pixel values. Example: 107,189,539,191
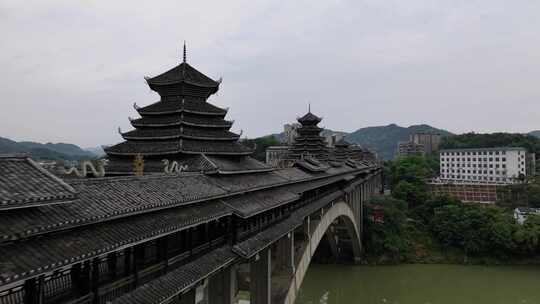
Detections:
439,147,528,184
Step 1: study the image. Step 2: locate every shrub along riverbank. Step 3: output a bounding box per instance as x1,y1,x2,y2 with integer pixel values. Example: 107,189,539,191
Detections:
363,155,540,265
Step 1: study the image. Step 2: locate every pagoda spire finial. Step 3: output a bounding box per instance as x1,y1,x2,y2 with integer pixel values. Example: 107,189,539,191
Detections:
308,102,311,113
183,41,187,63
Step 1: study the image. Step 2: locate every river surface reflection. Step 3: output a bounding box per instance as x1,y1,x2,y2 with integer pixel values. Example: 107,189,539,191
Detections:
296,264,540,304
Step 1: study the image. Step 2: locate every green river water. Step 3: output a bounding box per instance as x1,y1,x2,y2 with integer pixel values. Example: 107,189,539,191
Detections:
296,264,540,304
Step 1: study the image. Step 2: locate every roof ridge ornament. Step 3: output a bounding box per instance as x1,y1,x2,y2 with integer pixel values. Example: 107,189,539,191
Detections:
183,40,187,63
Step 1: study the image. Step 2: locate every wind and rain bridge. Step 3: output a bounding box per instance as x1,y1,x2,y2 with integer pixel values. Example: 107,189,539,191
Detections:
0,47,382,304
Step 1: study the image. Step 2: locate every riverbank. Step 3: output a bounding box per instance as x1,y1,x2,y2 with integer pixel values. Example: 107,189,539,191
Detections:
363,221,540,266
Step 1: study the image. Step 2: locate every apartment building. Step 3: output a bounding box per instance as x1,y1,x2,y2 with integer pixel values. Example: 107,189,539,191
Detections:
439,147,529,184
410,132,441,154
397,141,425,157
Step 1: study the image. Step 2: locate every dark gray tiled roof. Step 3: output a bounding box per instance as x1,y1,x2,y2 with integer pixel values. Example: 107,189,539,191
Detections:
233,190,345,259
203,155,272,174
105,139,252,156
222,188,299,217
121,127,239,141
146,63,219,88
181,139,252,155
294,160,328,172
297,111,322,125
137,99,227,116
130,115,233,128
112,246,236,304
0,200,231,285
105,140,180,155
0,174,227,241
286,174,352,194
233,216,300,259
0,156,76,210
272,168,313,181
0,163,376,242
207,172,287,193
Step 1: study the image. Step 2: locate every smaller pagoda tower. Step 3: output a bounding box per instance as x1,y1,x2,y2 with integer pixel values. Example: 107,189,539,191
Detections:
288,110,329,161
333,138,353,161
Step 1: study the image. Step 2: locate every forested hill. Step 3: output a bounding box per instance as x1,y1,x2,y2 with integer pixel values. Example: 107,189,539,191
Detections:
0,137,97,160
345,124,454,160
529,130,540,139
440,132,540,154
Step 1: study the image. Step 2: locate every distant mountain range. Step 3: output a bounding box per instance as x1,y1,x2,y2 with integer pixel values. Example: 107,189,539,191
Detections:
345,124,454,160
0,137,99,160
3,127,538,162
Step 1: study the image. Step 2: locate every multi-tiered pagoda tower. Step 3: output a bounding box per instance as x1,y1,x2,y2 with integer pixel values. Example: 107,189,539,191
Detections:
333,138,354,161
288,110,329,161
105,46,270,175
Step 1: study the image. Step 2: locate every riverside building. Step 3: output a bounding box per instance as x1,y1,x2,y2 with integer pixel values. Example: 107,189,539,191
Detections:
439,147,531,184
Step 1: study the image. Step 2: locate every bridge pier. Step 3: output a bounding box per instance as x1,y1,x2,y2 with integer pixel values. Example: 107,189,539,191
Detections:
250,248,271,304
276,233,295,274
208,266,235,304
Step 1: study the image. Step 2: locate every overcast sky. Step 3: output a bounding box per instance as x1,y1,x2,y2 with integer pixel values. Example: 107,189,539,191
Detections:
1,0,539,147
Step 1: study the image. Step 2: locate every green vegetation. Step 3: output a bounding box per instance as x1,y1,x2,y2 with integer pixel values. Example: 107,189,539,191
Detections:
363,197,410,262
240,136,281,162
388,154,439,207
497,179,540,209
363,155,540,265
441,132,540,154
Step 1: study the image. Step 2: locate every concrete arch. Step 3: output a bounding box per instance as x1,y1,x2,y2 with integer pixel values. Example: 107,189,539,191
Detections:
283,201,361,304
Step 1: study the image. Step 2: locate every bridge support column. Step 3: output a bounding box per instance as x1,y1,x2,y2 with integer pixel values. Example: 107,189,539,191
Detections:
277,233,295,274
250,248,271,304
208,266,234,304
179,289,195,304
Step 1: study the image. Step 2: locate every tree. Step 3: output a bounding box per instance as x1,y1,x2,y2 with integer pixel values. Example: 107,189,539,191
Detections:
240,136,280,162
430,202,517,257
513,214,540,254
388,155,435,207
363,196,410,260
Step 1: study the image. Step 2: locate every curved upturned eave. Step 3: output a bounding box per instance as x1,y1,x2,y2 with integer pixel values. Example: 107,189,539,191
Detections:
104,149,180,156
121,134,240,141
146,78,220,88
130,120,234,128
105,149,253,156
137,108,227,117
